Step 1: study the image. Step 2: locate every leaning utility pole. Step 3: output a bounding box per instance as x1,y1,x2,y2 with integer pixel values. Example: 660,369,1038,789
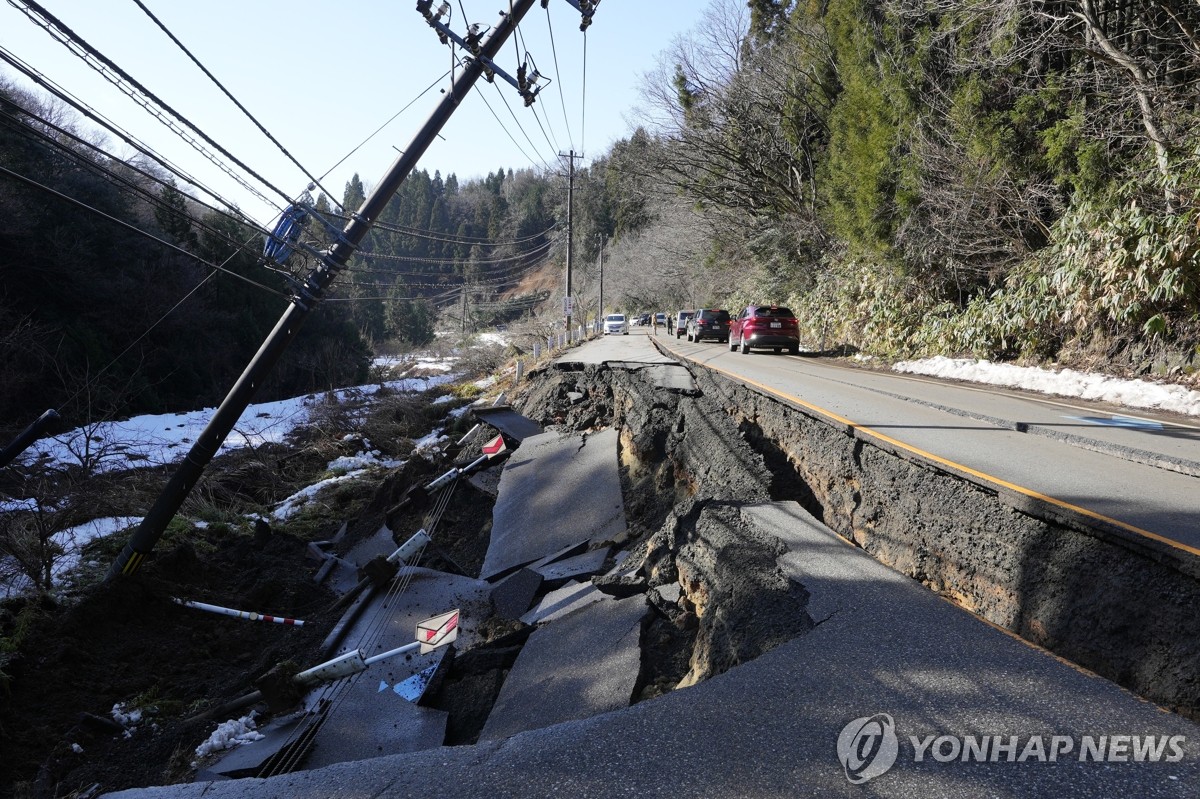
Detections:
106,0,580,581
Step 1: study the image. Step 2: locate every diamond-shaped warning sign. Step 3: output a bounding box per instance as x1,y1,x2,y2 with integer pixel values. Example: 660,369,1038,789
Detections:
416,609,459,654
482,434,506,457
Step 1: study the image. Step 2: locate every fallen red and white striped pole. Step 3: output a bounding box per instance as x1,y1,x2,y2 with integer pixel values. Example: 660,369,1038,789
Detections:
172,598,304,626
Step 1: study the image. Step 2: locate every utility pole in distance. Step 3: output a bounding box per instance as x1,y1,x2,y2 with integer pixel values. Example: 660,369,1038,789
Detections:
559,149,582,335
596,233,605,329
105,0,564,581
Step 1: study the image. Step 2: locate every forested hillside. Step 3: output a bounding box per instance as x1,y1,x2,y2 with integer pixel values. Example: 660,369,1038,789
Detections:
0,83,570,440
606,0,1200,378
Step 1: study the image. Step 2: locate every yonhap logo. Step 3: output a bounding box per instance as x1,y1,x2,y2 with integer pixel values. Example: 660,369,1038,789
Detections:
835,712,1187,785
837,713,899,784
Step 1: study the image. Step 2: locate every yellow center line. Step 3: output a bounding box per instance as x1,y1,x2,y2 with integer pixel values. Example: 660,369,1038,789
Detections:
683,351,1200,560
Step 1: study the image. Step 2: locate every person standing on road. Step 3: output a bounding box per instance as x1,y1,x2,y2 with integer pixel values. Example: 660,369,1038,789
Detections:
667,313,675,336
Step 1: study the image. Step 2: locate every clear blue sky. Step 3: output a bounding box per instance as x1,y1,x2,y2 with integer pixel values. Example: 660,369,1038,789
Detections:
0,1,712,227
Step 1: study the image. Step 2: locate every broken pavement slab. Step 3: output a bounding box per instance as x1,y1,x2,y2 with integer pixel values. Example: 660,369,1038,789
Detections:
480,428,627,580
480,594,648,742
301,694,449,771
519,579,611,625
288,567,490,771
643,364,697,393
489,567,543,620
471,405,545,443
531,546,609,582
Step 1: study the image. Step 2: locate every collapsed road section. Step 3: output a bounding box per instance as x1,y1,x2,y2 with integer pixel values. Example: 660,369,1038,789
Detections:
517,356,1200,718
188,366,816,780
107,351,1200,799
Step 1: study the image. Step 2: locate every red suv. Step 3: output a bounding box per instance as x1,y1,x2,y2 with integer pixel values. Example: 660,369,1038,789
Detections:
729,305,800,354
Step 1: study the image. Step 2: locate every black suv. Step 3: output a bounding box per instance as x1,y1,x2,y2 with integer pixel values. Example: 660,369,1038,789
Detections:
686,308,731,343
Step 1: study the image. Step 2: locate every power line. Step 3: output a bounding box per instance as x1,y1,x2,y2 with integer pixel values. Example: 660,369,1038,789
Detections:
474,79,543,171
351,240,555,267
581,27,588,157
324,210,557,246
492,80,556,171
0,45,264,220
319,67,453,185
543,2,574,149
530,96,561,156
10,0,294,211
128,0,337,203
0,97,274,262
0,163,288,299
341,248,557,291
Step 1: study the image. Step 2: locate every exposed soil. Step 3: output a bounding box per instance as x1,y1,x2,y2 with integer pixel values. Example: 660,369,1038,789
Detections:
0,420,470,798
0,528,338,798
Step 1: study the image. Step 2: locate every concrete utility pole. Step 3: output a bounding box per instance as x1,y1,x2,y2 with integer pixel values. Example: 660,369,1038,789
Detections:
596,233,605,326
559,149,582,334
107,0,553,581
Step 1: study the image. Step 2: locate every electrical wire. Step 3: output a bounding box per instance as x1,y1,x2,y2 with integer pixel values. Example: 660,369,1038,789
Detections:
543,2,574,149
128,0,338,203
258,475,464,778
530,96,562,156
581,27,588,157
469,79,541,171
352,239,554,267
0,157,276,414
9,0,293,211
319,67,453,185
0,45,265,222
490,81,556,171
323,211,557,246
0,164,288,298
0,101,275,263
343,243,558,285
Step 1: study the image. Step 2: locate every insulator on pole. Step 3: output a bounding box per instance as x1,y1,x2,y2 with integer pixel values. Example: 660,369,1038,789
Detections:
386,529,432,564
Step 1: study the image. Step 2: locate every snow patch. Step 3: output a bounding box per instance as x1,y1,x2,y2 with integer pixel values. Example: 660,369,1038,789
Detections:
193,713,264,759
895,356,1200,416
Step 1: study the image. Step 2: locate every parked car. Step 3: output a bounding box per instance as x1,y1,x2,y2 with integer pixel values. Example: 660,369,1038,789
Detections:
635,313,650,326
604,313,629,335
655,312,667,328
728,305,800,354
673,310,694,338
686,308,731,343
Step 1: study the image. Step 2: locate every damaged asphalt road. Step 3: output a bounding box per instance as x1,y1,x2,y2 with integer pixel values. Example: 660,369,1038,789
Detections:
105,333,1200,799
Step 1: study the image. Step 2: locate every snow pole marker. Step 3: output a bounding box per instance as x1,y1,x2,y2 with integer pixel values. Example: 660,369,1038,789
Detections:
173,598,305,626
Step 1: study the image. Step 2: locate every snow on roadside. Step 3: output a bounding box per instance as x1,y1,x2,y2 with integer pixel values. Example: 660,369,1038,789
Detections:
193,713,264,760
895,356,1200,417
2,516,141,599
17,373,459,475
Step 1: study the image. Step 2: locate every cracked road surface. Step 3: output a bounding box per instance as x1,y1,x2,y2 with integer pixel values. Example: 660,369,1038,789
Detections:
105,499,1199,799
